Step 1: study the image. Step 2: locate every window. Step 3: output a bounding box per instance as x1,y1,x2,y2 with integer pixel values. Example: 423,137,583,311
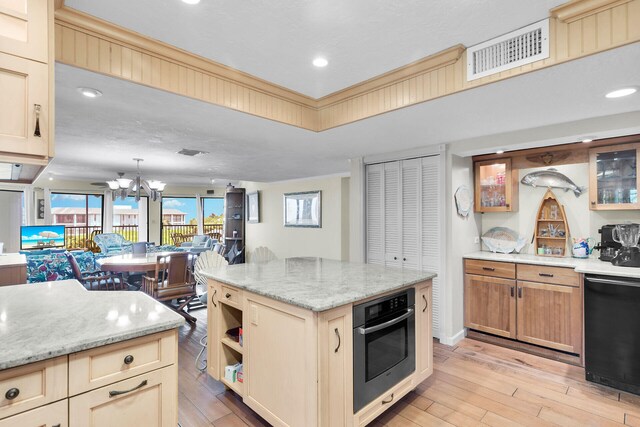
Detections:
113,196,148,242
160,197,197,244
202,197,224,240
50,193,103,249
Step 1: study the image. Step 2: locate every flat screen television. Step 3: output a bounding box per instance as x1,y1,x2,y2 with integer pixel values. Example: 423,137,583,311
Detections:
20,225,66,250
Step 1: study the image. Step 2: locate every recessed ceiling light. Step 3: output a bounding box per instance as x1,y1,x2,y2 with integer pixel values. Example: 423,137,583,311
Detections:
605,87,637,98
182,0,200,4
496,150,504,154
77,87,102,98
312,57,328,68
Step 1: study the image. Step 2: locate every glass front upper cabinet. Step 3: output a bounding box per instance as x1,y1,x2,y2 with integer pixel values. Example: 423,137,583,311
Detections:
590,143,640,210
474,158,517,213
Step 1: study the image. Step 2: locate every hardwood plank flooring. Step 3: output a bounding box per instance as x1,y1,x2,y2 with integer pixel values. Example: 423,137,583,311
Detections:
177,309,640,426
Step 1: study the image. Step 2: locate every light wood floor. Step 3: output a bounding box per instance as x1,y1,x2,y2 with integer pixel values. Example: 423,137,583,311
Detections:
177,309,640,427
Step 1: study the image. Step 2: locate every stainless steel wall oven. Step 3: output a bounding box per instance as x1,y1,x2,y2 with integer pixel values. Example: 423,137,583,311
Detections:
353,288,415,413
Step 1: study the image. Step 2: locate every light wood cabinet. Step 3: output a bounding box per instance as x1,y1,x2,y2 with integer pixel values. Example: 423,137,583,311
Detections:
0,399,67,427
207,280,221,381
589,142,640,210
69,366,177,427
0,52,49,157
474,158,518,213
464,259,582,357
516,280,582,353
416,283,433,383
464,273,516,339
0,0,49,63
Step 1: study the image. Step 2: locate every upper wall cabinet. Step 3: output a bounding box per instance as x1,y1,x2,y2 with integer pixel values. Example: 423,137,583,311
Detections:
0,0,48,63
474,158,518,213
589,143,640,211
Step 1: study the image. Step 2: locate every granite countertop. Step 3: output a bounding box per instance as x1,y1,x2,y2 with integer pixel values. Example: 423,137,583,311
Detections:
200,257,437,312
0,253,27,267
463,251,640,279
0,280,184,370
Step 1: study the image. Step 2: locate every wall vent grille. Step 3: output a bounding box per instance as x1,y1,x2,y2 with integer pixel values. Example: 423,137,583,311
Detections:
467,19,549,81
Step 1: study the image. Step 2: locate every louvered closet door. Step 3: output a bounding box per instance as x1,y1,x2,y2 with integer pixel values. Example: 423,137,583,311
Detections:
366,164,384,265
401,159,420,270
421,156,441,337
383,162,401,267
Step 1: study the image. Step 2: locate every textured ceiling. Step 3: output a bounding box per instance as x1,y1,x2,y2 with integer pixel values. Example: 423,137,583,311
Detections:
64,0,565,98
51,43,640,184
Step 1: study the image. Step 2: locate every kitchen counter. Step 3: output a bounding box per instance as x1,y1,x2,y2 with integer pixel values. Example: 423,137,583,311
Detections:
200,257,437,311
464,251,640,279
0,253,27,267
0,280,184,370
0,253,27,286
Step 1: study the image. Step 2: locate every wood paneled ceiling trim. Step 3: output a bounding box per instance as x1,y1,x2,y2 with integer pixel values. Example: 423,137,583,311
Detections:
54,0,640,132
551,0,632,22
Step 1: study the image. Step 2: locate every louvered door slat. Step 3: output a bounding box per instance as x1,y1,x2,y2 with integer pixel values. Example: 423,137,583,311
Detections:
384,163,401,266
366,164,384,265
402,159,420,270
421,155,440,337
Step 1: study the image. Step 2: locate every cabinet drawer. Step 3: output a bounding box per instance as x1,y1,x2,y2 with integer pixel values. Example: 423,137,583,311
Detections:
69,365,177,427
354,376,414,427
464,259,516,279
221,285,242,308
0,399,67,427
517,264,579,287
69,330,177,396
0,356,66,420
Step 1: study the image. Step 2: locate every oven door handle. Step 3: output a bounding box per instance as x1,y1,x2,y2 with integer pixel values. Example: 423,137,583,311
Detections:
357,308,414,335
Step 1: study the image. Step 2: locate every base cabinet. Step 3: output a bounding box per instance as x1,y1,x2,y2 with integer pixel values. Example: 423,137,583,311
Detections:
464,260,582,357
416,283,433,383
69,366,177,427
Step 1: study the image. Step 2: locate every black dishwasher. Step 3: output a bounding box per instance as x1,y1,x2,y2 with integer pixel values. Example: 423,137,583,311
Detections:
584,274,640,395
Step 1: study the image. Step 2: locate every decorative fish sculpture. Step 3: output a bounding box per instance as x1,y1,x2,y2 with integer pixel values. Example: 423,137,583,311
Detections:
521,168,586,197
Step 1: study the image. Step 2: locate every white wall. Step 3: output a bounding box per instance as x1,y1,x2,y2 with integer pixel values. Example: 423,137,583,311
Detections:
481,163,640,253
241,175,350,261
0,191,23,253
444,154,481,344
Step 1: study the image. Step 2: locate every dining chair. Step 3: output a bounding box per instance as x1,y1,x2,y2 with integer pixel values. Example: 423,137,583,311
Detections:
247,246,277,264
193,250,228,305
64,251,126,291
142,252,197,323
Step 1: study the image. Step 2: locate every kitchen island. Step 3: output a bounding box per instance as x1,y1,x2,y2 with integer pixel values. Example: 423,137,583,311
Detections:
201,257,436,427
0,280,184,426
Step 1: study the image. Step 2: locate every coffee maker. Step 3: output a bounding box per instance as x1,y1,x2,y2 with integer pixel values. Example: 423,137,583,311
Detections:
611,224,640,267
594,225,622,261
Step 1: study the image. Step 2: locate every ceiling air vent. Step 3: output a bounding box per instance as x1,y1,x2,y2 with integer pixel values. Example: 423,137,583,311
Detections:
177,148,209,157
467,19,549,81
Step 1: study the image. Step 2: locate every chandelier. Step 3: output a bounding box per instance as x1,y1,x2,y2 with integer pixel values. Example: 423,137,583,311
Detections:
106,158,166,202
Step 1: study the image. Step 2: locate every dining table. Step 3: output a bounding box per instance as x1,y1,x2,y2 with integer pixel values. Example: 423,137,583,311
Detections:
96,251,180,276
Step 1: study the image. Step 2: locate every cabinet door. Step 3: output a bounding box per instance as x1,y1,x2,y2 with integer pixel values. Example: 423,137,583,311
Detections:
589,143,640,210
0,52,48,157
464,274,516,338
383,162,401,267
0,399,67,427
366,163,384,265
474,158,517,213
0,0,48,63
318,305,352,427
207,280,221,380
516,281,582,353
69,366,178,427
416,282,433,383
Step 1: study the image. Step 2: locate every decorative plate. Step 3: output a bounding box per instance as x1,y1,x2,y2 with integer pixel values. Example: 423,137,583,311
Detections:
454,185,472,217
481,227,527,254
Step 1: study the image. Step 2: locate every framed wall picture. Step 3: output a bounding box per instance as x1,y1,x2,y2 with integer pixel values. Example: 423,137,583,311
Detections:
283,191,321,228
247,191,260,223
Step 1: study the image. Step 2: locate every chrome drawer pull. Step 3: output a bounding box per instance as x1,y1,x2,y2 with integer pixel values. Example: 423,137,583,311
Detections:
211,289,217,307
334,328,341,353
382,393,394,404
482,267,495,271
124,354,134,365
422,295,428,312
5,387,19,400
539,273,554,278
225,293,231,298
109,380,148,397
